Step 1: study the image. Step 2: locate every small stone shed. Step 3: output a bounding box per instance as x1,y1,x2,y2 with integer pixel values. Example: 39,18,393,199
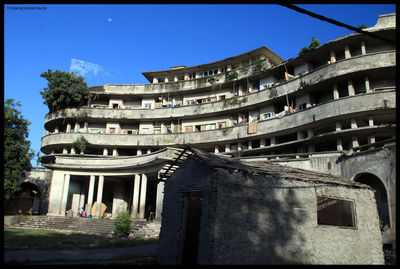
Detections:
157,148,384,265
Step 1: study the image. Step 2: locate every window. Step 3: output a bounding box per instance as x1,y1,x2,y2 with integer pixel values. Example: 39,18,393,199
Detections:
218,122,226,129
317,196,356,228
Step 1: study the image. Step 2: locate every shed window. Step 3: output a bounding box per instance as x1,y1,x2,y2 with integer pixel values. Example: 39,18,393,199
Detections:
317,196,355,228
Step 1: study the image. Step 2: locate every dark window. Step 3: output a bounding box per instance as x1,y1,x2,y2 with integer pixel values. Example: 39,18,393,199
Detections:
317,196,356,228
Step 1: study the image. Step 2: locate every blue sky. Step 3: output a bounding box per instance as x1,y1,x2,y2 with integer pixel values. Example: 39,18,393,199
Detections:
4,4,396,166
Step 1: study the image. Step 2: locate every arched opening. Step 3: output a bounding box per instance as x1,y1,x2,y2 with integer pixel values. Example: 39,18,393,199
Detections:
5,181,41,215
354,173,390,229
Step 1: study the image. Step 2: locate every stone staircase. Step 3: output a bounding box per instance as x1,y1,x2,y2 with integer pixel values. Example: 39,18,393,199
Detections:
7,215,161,238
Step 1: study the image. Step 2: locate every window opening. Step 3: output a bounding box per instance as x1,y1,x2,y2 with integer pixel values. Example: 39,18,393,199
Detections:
317,196,356,228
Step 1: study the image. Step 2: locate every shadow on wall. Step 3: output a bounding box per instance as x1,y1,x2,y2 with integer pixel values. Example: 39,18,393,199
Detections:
210,170,311,264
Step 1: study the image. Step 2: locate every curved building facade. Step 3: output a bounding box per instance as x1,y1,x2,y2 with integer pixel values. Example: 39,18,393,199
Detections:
41,13,395,245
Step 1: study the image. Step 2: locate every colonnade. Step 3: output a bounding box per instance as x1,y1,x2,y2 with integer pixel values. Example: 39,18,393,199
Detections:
54,172,164,220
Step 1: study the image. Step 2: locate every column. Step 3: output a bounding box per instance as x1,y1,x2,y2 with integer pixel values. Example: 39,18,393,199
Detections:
84,121,88,133
365,77,371,93
74,122,80,132
307,129,315,152
348,80,355,96
153,78,158,83
270,136,276,146
248,141,252,150
60,174,70,215
352,135,359,148
103,148,108,156
237,142,242,152
66,123,72,133
225,144,230,152
112,148,118,156
86,175,95,215
137,148,142,156
63,147,68,154
351,119,358,129
337,138,343,151
335,121,342,131
330,50,336,63
139,174,147,219
333,84,339,100
361,41,366,55
54,126,59,133
260,138,266,148
147,148,152,154
95,175,104,218
71,147,76,154
131,174,140,219
214,145,220,154
345,45,351,59
155,181,165,220
368,116,374,126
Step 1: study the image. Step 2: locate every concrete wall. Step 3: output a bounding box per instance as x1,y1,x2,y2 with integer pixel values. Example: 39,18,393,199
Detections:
157,159,384,264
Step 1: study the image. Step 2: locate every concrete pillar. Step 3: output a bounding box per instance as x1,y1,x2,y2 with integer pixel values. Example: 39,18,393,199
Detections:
174,76,178,82
368,135,376,145
84,122,88,133
155,181,165,220
153,78,158,83
361,41,366,55
248,140,252,150
164,77,169,83
260,138,266,148
63,147,68,154
60,174,70,215
112,148,118,156
55,126,59,133
139,174,147,219
137,148,142,156
345,45,351,59
214,145,219,154
131,174,141,219
227,64,232,72
368,116,374,126
103,148,108,156
337,138,343,151
271,136,276,146
95,175,104,218
330,50,336,63
335,121,342,131
71,147,76,154
297,131,304,140
307,129,315,152
238,85,243,96
348,80,355,96
86,175,95,215
365,77,371,93
225,144,230,152
333,84,340,100
74,122,80,132
66,123,71,133
351,119,358,129
147,148,152,154
352,135,359,148
184,73,189,80
237,142,242,152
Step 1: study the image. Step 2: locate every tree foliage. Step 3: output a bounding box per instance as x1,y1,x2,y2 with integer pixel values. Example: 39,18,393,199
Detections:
40,70,92,112
113,211,133,238
298,37,320,56
4,99,33,200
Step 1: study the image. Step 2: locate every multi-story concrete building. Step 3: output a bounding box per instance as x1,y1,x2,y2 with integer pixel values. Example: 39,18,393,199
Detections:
40,13,395,246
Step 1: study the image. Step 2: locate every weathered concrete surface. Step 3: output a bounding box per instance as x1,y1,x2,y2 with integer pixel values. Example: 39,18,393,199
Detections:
157,156,384,264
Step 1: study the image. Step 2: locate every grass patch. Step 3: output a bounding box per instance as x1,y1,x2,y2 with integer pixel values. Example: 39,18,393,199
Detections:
4,228,158,250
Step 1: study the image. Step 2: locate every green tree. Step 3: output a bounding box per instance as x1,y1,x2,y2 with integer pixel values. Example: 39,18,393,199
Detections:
358,24,368,30
113,211,133,238
4,99,34,201
298,37,320,56
40,69,92,112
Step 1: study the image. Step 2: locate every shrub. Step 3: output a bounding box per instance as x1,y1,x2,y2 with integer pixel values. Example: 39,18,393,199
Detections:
113,212,133,238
